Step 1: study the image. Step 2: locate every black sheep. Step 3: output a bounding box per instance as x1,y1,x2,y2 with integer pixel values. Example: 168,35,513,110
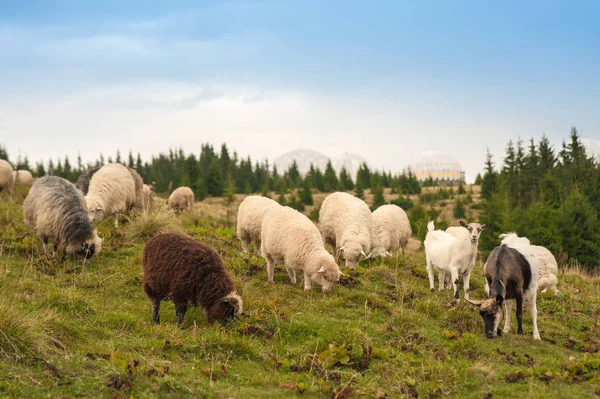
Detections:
142,233,243,326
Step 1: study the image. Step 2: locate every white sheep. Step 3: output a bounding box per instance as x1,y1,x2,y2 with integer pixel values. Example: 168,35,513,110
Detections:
24,176,102,262
168,186,195,212
424,220,490,300
370,204,412,258
319,191,373,268
0,160,15,201
261,205,341,293
85,163,137,227
13,170,34,187
236,195,280,253
533,245,559,294
141,183,156,209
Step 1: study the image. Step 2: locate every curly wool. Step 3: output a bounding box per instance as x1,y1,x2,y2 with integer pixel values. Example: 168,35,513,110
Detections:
371,204,412,257
0,160,15,199
85,163,137,222
168,186,195,212
319,192,373,268
143,233,242,325
236,195,280,253
23,176,101,258
261,206,341,293
533,245,559,294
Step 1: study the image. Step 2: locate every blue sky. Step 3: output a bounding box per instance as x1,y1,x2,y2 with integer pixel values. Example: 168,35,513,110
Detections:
1,0,599,181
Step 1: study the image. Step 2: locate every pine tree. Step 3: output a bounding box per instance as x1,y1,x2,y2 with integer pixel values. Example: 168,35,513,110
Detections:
481,149,498,201
206,159,223,197
300,178,314,205
355,180,365,200
0,144,8,161
286,160,301,188
453,197,466,218
371,184,385,211
313,168,325,192
323,161,339,192
339,167,354,190
224,178,237,207
128,151,135,168
474,173,483,185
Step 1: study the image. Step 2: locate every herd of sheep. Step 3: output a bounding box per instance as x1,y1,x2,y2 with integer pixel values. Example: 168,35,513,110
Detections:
0,160,560,340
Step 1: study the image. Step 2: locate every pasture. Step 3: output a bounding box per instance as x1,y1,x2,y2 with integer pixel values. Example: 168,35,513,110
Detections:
0,189,599,398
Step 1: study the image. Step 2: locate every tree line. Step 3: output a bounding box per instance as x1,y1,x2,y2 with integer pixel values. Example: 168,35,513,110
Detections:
0,144,421,204
478,127,600,269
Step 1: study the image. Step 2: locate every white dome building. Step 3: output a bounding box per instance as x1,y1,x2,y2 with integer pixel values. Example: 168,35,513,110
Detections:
407,150,465,183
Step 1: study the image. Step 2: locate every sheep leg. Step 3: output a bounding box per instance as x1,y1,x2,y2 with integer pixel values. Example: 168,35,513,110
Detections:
240,239,250,253
516,295,524,335
303,271,312,291
286,268,297,284
463,271,471,300
152,299,161,324
450,268,460,301
265,255,275,283
175,302,188,327
438,271,446,291
503,300,512,333
43,237,50,256
530,292,541,340
426,257,435,292
114,214,120,228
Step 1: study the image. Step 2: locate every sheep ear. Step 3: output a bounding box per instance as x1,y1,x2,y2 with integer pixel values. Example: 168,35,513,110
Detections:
466,299,484,307
317,266,325,273
385,251,392,257
337,244,346,254
460,221,468,228
364,251,373,259
96,206,104,211
339,271,345,276
481,222,491,230
361,250,367,258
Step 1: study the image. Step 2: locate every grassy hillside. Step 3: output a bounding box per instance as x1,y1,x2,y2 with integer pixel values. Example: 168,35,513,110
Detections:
0,190,599,398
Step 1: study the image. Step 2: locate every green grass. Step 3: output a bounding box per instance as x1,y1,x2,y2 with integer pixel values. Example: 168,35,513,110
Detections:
1,197,599,398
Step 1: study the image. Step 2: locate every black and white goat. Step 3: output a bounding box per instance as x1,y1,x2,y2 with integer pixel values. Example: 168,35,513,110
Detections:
467,233,541,340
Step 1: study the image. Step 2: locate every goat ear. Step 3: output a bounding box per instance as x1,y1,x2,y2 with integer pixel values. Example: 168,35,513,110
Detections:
466,299,484,307
481,222,491,230
460,221,468,228
495,294,504,305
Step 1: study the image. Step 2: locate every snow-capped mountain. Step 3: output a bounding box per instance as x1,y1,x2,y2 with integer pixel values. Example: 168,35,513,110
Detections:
582,137,600,161
273,149,367,180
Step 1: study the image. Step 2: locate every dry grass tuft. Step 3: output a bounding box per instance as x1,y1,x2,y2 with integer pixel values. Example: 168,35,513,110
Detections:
124,202,183,241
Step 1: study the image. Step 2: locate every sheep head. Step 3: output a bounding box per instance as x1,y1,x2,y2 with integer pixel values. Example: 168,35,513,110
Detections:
313,253,341,294
207,292,243,324
85,196,106,223
338,242,365,268
460,221,491,243
467,298,504,338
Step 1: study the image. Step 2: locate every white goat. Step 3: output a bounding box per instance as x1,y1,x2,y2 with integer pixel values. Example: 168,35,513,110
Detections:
424,220,490,300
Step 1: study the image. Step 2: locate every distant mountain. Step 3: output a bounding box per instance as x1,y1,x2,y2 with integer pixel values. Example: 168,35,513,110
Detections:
582,137,600,160
273,149,367,180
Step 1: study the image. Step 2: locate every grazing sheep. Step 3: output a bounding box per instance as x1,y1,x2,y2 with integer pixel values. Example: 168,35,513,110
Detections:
142,232,243,326
370,204,412,258
168,186,195,212
141,183,156,209
261,205,341,293
236,195,280,253
468,233,540,340
424,220,490,301
23,176,101,262
13,170,34,187
319,192,373,268
85,163,137,227
0,159,15,201
533,245,559,294
75,166,101,194
128,167,144,208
